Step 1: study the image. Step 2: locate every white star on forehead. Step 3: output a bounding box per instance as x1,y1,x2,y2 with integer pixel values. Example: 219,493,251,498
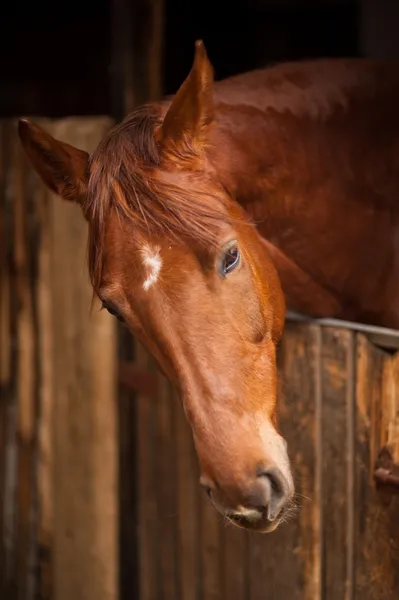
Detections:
140,245,162,291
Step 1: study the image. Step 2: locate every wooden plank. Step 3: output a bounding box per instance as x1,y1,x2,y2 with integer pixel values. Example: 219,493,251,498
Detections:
354,335,399,599
175,396,201,600
248,322,321,600
89,286,119,600
118,326,139,598
381,352,399,463
47,118,118,600
110,0,164,119
200,478,223,599
10,115,57,600
1,121,20,599
2,118,119,599
360,0,399,59
0,119,11,596
146,0,164,101
320,327,354,600
0,120,7,387
156,377,179,600
222,523,248,600
136,348,160,600
1,119,41,600
110,0,136,119
33,132,54,600
12,119,37,600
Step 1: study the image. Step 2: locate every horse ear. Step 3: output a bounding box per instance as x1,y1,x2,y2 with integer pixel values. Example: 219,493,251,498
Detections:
159,40,214,157
18,118,89,204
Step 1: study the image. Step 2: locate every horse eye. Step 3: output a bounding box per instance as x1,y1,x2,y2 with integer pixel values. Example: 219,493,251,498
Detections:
102,303,125,323
219,243,241,277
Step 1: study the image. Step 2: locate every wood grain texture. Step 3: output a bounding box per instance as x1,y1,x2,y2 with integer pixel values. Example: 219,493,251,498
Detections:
319,327,352,600
136,348,160,600
200,488,223,600
381,353,399,464
354,336,399,600
175,398,201,600
13,127,36,600
156,375,179,600
1,118,119,600
118,326,139,599
0,120,9,596
222,520,248,600
33,131,54,600
47,118,118,600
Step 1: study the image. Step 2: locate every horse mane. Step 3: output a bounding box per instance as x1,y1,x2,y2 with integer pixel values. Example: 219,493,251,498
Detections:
85,105,233,292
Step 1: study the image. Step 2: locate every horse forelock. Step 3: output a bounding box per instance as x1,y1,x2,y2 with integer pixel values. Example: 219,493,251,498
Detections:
84,105,235,292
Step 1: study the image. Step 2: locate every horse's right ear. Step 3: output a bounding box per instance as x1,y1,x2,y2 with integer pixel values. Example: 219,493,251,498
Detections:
18,118,89,204
158,40,214,160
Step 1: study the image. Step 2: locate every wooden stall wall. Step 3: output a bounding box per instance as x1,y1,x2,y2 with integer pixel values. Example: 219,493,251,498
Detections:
0,117,118,600
126,321,399,600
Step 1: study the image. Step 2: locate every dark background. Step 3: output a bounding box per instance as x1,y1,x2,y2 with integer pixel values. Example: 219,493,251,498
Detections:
0,0,373,118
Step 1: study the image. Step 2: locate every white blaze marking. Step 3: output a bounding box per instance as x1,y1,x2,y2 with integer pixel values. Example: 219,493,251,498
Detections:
141,245,162,291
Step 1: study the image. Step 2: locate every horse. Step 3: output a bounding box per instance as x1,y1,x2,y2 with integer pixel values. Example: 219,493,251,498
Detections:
18,41,399,533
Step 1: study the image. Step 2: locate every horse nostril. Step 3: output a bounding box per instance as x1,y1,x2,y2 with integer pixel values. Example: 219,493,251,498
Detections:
261,466,286,494
256,466,289,521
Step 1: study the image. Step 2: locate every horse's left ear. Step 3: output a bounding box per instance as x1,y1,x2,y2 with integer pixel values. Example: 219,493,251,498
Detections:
158,40,214,158
18,118,89,204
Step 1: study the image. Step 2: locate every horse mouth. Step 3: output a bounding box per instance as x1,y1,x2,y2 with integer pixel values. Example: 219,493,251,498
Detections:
227,509,285,533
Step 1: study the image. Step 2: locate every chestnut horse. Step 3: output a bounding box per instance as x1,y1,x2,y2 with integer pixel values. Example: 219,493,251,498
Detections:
18,41,399,533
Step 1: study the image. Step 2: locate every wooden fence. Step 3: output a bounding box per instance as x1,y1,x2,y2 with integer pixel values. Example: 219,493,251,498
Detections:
0,118,118,600
1,117,399,600
128,319,399,600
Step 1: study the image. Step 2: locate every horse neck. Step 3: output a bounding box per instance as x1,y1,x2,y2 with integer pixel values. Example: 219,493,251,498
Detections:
208,102,305,229
208,60,399,224
207,90,399,328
